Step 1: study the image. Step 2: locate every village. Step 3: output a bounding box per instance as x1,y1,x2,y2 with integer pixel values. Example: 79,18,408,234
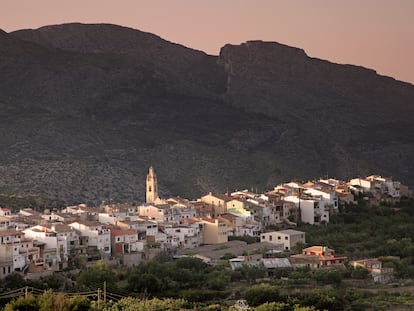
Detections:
0,166,412,284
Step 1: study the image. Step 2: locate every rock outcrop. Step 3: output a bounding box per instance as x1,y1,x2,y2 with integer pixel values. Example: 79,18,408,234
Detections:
0,24,411,204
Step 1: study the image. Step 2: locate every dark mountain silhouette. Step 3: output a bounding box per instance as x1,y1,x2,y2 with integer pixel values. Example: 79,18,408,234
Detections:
0,23,412,204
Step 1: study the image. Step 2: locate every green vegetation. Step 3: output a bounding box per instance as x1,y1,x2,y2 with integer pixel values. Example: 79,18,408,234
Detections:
0,194,65,212
301,200,414,277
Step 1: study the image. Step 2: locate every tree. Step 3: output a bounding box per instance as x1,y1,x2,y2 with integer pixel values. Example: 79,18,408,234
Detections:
254,302,291,311
313,269,343,285
350,267,370,279
206,269,231,290
76,260,118,292
236,264,266,284
4,294,38,311
4,273,25,290
65,295,90,311
129,273,162,296
244,283,280,306
38,290,54,311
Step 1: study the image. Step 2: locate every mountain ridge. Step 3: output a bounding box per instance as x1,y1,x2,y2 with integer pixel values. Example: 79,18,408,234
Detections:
0,23,412,204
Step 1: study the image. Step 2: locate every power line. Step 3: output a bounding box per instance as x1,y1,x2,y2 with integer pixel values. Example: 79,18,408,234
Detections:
0,285,130,304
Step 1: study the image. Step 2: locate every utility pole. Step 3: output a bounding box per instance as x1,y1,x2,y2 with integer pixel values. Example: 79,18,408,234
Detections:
97,288,101,310
104,281,107,306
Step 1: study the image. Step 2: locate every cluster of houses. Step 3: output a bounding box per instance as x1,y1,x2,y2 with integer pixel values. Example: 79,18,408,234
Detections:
0,167,411,282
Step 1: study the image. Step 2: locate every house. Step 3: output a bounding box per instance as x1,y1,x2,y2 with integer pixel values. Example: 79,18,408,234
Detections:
349,178,375,192
201,217,228,244
111,228,142,253
0,208,12,217
19,209,43,223
23,224,79,270
69,221,111,255
0,243,13,278
138,203,177,223
400,184,413,198
0,229,44,275
303,182,339,211
0,216,11,231
350,258,394,283
110,228,143,266
200,192,231,217
63,204,101,221
226,199,249,214
261,257,292,277
290,246,347,269
0,229,43,274
228,254,263,270
218,212,261,238
41,212,66,222
115,219,158,242
349,175,401,204
192,201,214,218
171,204,197,223
284,194,329,224
164,224,200,249
261,229,305,251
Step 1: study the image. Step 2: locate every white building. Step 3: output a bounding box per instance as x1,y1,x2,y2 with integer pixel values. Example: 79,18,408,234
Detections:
284,195,329,224
69,221,111,254
261,229,305,251
164,225,200,249
23,224,78,268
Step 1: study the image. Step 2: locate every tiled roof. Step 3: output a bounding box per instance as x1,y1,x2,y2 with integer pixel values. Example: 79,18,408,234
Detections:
111,229,137,236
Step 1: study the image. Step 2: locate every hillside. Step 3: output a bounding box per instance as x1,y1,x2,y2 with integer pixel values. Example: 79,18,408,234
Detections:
0,23,412,204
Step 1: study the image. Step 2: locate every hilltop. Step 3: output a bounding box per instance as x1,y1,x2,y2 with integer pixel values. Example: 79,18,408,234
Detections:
0,23,412,204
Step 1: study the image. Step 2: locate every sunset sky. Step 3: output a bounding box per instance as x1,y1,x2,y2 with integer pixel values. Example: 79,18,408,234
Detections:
2,0,413,84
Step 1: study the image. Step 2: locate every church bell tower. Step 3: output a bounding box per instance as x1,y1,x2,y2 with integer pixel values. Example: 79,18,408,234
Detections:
146,166,159,204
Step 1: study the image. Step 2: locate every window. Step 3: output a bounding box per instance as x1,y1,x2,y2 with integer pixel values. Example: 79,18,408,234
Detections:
269,236,272,241
285,236,288,240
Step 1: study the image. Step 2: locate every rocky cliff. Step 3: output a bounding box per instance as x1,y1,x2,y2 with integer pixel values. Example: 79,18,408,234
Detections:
0,24,412,204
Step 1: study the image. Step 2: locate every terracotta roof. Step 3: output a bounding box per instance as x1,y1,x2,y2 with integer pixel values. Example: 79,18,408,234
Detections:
201,217,216,223
181,218,202,224
111,228,137,236
202,193,231,202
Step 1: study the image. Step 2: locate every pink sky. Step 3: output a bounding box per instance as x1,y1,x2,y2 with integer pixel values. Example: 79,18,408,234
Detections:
2,0,413,84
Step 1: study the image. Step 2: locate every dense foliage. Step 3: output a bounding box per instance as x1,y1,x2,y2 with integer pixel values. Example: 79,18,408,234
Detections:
0,194,65,212
301,200,414,277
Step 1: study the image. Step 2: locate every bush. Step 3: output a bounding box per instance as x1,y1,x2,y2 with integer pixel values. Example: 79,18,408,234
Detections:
244,283,281,306
313,269,343,285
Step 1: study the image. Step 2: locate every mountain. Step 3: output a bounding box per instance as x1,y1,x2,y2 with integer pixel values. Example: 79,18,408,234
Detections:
0,23,412,204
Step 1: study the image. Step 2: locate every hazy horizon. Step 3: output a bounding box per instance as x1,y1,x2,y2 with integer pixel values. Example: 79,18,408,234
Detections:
2,0,413,84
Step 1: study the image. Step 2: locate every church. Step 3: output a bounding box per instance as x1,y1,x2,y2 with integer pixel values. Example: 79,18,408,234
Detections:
146,166,161,204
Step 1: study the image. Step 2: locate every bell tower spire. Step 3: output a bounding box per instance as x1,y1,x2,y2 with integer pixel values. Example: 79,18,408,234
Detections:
146,166,159,203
